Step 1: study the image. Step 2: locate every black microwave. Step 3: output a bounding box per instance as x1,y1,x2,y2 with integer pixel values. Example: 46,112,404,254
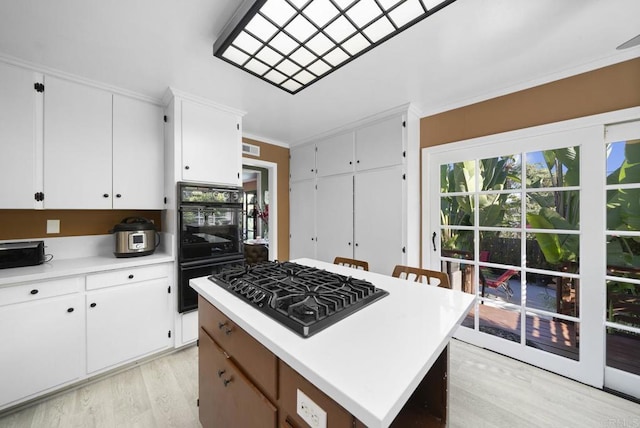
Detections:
0,241,45,269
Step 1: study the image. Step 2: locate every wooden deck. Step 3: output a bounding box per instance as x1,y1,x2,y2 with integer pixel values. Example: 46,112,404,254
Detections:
462,303,640,374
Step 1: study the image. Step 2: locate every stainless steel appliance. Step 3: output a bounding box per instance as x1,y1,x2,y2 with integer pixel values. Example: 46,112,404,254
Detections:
178,182,245,312
0,241,45,269
208,261,389,337
110,217,159,258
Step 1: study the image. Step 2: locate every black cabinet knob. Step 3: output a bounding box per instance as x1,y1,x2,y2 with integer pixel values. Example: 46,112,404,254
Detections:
224,328,233,336
116,194,122,198
355,243,359,247
357,160,360,163
67,308,74,313
90,303,97,308
185,165,190,170
217,369,226,378
103,193,109,198
348,242,351,246
349,161,352,165
223,378,232,387
218,322,228,330
128,274,134,279
30,289,39,295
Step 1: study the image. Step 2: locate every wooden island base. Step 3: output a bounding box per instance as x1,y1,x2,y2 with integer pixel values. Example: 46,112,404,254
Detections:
198,296,448,428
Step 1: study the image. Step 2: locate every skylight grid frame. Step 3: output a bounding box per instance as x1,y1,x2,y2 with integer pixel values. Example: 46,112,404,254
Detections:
213,0,457,94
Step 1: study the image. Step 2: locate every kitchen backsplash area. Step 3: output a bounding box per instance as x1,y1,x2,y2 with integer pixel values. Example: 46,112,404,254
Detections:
0,210,162,240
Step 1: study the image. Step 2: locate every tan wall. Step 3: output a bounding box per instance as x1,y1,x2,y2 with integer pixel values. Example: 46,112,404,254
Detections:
421,58,640,148
242,138,290,261
0,210,162,240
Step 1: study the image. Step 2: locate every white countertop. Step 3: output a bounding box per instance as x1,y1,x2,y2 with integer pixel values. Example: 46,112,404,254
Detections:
190,258,475,428
0,252,174,287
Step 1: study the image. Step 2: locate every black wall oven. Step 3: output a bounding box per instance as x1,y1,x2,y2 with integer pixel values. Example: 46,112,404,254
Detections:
177,182,244,313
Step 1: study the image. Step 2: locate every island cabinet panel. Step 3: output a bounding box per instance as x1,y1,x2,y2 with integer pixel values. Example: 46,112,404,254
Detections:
199,328,277,428
199,296,278,401
278,361,355,428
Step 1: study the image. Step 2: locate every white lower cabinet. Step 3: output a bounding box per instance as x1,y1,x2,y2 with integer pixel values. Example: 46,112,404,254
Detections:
0,262,173,411
86,266,172,374
0,280,84,408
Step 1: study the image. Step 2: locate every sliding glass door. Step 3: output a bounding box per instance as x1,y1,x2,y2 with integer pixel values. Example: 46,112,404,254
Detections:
425,114,640,396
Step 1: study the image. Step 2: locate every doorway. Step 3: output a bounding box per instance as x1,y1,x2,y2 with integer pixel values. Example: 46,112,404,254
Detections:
242,159,278,261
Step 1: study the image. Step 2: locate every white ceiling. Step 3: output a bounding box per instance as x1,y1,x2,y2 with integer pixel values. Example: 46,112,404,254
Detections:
0,0,638,146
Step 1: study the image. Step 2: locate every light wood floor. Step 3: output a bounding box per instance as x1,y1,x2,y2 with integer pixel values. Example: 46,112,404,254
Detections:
1,340,638,428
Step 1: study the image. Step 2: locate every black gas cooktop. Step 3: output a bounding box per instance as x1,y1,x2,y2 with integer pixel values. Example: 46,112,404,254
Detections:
208,261,389,338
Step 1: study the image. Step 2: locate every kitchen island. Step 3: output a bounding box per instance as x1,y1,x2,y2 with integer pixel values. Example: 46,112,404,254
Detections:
190,258,475,427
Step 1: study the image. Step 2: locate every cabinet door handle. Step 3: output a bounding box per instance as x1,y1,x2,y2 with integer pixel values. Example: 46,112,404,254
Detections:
90,303,97,308
217,369,226,378
218,321,228,330
30,289,39,295
355,243,359,247
222,378,232,387
67,307,74,313
116,194,122,198
185,165,190,170
103,193,109,198
128,274,134,279
224,328,233,336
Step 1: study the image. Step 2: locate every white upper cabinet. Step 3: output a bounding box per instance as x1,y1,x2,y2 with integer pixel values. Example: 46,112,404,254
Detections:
181,100,241,185
0,63,39,209
355,116,404,171
113,95,164,209
289,143,316,182
44,76,113,209
315,133,353,177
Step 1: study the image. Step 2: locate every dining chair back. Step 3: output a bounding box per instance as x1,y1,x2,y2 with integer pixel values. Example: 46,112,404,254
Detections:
333,257,369,271
391,265,451,289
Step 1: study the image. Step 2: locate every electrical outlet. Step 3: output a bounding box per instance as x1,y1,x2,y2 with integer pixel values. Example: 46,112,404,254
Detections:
296,389,326,428
46,219,60,234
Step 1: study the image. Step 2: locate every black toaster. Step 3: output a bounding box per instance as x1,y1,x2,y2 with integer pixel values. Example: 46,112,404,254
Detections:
0,241,45,269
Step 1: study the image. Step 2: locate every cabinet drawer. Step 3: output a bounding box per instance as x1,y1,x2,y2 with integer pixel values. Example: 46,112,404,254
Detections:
199,296,278,401
279,360,354,428
0,276,83,307
199,328,277,428
86,264,169,290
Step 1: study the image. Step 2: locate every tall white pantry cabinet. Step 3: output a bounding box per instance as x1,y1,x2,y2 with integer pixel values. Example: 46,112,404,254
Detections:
289,106,421,275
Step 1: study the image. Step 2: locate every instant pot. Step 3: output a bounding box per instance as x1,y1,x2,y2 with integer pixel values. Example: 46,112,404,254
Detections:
110,217,159,258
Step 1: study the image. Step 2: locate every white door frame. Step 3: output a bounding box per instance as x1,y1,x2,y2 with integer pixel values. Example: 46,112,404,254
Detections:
242,158,278,261
422,106,640,391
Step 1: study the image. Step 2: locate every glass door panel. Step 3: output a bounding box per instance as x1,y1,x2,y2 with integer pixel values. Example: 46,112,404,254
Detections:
604,121,640,397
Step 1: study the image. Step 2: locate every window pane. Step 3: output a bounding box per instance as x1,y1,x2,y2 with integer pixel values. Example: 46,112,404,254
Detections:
606,235,640,273
440,228,473,258
479,154,521,190
526,146,580,188
607,188,640,232
606,140,640,185
607,281,640,329
479,231,521,267
441,195,473,226
479,192,521,227
480,267,520,305
478,303,521,344
524,273,579,317
526,314,579,360
606,326,640,375
440,161,475,193
525,232,579,272
526,190,580,229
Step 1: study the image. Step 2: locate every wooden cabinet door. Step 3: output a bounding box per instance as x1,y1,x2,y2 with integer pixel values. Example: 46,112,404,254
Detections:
181,101,241,185
0,293,83,407
199,329,277,428
315,132,353,177
355,115,404,172
86,279,171,373
354,167,404,274
0,63,39,209
316,174,354,264
289,144,316,182
112,95,164,209
43,75,112,209
289,179,316,260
